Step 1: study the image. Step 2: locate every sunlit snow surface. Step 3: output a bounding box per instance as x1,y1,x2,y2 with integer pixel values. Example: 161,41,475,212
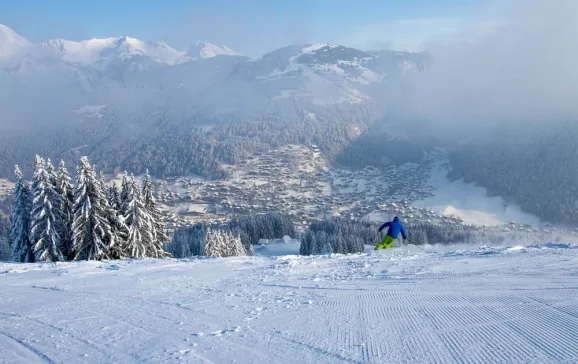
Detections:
413,162,541,226
1,243,578,363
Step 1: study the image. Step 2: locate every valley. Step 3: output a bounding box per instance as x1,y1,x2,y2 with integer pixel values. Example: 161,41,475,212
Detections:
153,144,435,230
92,144,555,243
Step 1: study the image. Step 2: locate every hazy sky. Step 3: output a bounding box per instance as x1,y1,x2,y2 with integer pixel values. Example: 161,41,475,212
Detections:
402,0,578,133
1,0,487,56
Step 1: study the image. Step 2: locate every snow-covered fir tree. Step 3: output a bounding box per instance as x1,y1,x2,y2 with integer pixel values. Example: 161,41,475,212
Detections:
30,156,65,262
72,156,115,261
96,179,128,259
0,216,11,261
56,160,75,259
106,182,121,211
299,230,315,255
203,228,247,258
46,158,58,188
10,165,33,262
101,199,129,260
333,229,346,254
314,231,333,255
223,231,247,257
97,171,109,195
246,243,255,256
142,170,169,250
123,177,162,258
203,228,225,257
120,174,130,215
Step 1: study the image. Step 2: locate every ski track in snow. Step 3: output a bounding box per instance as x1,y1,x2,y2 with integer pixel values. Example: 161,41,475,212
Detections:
1,245,578,363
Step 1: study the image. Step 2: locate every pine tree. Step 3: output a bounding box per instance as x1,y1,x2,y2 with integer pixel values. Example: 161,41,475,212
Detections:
10,165,33,262
334,231,346,254
120,173,130,215
203,228,226,257
142,170,169,256
102,200,129,260
46,158,58,188
245,242,255,256
94,171,129,258
72,156,115,261
315,231,333,255
56,160,74,259
124,177,157,258
106,182,121,211
222,230,246,257
307,231,318,255
30,156,65,262
101,180,129,259
299,230,313,255
97,171,109,196
203,228,247,258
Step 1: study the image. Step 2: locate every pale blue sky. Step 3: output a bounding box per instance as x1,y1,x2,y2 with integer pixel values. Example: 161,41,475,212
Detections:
1,0,489,56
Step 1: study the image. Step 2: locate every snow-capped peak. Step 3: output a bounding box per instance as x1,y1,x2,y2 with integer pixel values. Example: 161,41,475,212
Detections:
40,36,185,65
301,43,337,54
0,24,31,60
186,41,238,59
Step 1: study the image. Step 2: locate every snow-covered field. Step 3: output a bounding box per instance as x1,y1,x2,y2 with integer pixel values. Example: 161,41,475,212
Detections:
2,243,578,363
413,163,541,227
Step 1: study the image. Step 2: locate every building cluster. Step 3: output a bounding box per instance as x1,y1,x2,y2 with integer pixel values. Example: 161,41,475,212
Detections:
153,145,441,231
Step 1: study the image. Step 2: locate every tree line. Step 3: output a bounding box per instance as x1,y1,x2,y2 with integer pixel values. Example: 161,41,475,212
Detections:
300,218,377,255
166,214,517,259
300,217,552,254
166,213,296,258
9,155,170,262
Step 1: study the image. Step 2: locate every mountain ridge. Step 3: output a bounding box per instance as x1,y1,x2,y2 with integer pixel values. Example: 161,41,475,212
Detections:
0,23,429,128
0,24,242,66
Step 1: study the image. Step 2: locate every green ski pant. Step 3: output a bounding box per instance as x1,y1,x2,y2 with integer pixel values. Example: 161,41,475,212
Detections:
375,235,396,250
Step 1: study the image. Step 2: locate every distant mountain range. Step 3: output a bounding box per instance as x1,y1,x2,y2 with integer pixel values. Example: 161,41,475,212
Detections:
0,24,239,65
0,24,430,131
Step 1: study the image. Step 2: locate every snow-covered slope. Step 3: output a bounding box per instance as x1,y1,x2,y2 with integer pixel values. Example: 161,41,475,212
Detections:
0,24,30,61
413,162,541,226
250,43,382,105
186,41,239,60
1,243,577,363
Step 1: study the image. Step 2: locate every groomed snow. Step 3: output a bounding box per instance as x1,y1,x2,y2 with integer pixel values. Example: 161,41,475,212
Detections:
2,243,578,363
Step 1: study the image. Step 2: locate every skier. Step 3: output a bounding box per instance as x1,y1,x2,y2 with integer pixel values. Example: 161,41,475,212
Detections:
375,216,407,250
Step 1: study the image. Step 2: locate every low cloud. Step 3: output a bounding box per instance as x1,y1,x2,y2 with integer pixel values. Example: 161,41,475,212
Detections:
397,0,578,134
341,17,481,52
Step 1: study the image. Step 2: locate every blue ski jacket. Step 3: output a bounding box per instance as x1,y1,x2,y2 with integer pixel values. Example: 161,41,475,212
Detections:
378,216,407,239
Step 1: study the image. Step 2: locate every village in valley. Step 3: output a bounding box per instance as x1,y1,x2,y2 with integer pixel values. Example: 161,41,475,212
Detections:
150,145,467,232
